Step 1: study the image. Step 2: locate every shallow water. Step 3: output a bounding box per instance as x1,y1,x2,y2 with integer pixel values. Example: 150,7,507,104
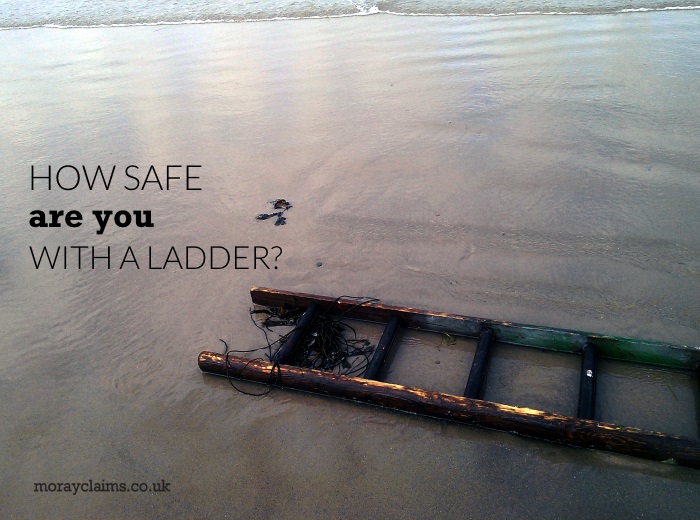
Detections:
1,10,700,519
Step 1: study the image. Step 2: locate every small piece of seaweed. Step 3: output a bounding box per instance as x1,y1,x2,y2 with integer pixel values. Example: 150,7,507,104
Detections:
256,211,282,221
256,199,292,225
271,198,292,209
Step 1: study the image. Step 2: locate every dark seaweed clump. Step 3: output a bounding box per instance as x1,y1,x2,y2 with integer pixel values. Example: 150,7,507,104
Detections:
251,302,376,376
256,198,292,226
220,298,378,396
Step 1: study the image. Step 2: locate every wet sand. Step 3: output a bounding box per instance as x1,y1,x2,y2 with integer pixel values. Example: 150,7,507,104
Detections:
2,11,700,518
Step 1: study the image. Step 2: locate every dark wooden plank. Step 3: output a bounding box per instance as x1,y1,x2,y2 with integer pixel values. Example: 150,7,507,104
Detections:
577,343,597,420
464,328,495,399
364,316,401,380
198,351,700,469
250,287,700,370
272,302,319,364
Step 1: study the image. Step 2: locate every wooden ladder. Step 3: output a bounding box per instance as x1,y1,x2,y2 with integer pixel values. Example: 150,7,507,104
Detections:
198,287,700,469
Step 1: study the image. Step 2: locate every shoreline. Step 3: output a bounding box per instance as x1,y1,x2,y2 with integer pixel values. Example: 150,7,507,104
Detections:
2,4,700,31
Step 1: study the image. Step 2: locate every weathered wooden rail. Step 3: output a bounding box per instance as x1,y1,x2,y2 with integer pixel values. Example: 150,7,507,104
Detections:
198,287,700,469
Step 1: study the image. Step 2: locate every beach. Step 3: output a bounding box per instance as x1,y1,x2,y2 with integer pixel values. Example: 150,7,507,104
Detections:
2,9,700,518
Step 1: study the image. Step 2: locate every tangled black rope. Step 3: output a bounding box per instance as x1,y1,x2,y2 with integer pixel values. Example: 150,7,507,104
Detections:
218,339,280,396
220,295,379,396
284,296,378,376
289,314,372,376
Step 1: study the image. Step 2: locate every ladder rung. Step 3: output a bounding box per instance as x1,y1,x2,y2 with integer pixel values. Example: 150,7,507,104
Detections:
577,343,597,420
272,303,319,364
364,316,401,380
463,328,495,399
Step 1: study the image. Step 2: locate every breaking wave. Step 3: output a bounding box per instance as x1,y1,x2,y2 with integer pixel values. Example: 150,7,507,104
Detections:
1,0,699,29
